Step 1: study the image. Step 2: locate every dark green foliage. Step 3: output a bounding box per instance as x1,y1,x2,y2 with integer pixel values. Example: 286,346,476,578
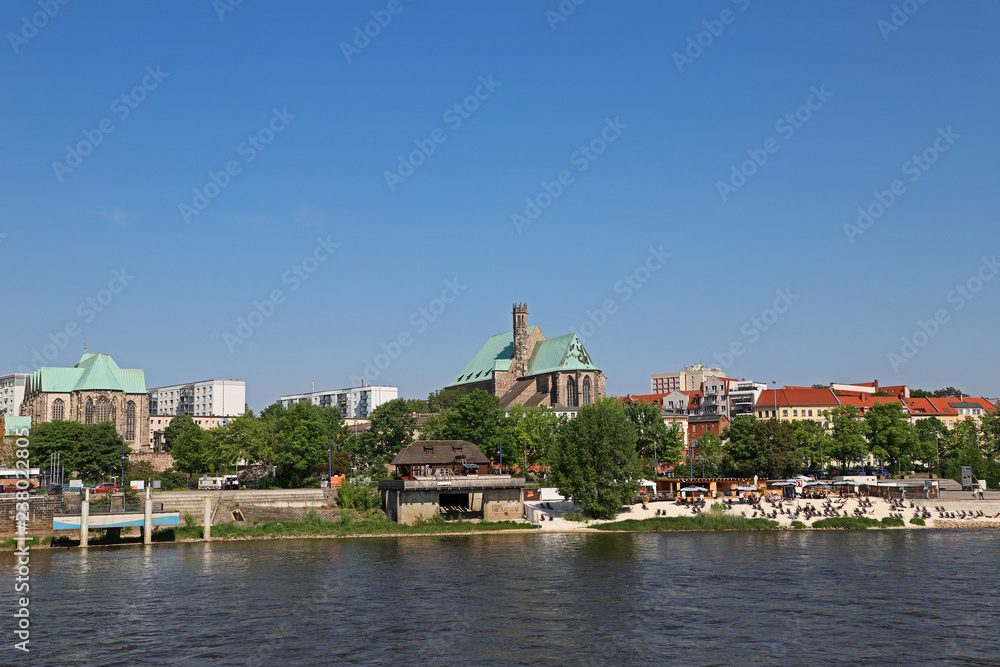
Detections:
881,517,905,527
910,517,926,526
597,514,780,531
29,421,128,483
352,398,416,472
790,521,806,529
549,399,642,519
336,480,381,511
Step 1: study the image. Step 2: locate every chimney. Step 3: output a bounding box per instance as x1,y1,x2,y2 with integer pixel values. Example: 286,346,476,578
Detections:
513,303,528,378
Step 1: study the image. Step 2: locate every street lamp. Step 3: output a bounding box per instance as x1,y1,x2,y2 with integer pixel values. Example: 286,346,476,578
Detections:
328,435,333,486
121,440,126,493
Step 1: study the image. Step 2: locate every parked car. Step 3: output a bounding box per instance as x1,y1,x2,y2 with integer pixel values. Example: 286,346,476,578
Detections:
91,483,118,494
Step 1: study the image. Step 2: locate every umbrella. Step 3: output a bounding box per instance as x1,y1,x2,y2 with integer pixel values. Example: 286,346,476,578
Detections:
681,486,709,492
770,481,794,487
735,485,757,491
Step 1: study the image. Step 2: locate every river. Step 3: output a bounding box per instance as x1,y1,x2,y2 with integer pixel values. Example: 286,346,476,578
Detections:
3,530,998,665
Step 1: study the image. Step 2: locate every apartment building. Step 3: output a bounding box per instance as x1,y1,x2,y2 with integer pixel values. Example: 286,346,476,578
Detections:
0,373,27,417
148,379,245,418
651,364,724,393
280,384,397,420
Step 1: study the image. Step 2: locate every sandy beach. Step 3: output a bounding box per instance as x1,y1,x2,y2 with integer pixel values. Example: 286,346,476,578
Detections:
526,493,1000,531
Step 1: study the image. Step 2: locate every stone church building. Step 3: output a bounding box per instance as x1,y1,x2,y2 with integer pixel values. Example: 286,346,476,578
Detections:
446,304,606,408
20,353,149,447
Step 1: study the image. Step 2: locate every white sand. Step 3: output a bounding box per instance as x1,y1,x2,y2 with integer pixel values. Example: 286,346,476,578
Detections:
525,496,1000,531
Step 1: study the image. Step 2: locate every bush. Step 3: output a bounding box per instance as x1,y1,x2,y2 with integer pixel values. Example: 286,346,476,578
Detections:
562,510,588,522
909,517,926,526
881,517,905,527
790,521,806,529
183,512,198,529
337,481,380,511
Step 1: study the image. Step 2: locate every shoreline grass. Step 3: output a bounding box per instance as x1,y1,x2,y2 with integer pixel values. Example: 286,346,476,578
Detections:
597,513,781,532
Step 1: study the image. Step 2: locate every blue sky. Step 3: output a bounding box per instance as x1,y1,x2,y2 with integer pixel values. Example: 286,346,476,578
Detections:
3,1,999,410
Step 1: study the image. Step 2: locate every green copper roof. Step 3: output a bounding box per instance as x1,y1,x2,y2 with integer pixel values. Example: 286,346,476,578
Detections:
4,415,31,436
526,333,599,375
28,354,146,395
448,327,598,387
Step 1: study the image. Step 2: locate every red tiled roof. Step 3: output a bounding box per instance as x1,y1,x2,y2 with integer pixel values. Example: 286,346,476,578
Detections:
618,393,669,406
837,395,904,410
755,387,841,409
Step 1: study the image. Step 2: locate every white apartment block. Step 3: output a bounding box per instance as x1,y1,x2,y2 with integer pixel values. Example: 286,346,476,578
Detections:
280,385,397,419
148,379,245,418
0,374,27,417
729,381,768,418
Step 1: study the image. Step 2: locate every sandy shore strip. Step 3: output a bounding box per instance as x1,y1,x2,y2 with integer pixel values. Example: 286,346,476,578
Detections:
526,496,1000,531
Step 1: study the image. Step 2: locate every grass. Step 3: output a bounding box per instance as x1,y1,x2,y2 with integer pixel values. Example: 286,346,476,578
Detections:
910,517,926,526
154,514,538,541
562,510,588,522
598,512,780,532
811,517,883,530
0,536,55,548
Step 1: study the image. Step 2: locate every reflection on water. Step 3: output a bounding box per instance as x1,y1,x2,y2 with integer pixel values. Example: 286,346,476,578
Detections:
3,531,998,666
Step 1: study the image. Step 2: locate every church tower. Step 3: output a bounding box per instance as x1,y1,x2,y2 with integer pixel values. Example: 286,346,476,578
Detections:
513,303,528,378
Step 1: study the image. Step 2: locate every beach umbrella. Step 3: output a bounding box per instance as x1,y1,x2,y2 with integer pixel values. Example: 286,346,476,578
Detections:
681,485,709,492
735,485,757,491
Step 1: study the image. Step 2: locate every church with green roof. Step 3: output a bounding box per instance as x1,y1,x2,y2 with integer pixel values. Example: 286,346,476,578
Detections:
20,353,149,447
446,304,606,409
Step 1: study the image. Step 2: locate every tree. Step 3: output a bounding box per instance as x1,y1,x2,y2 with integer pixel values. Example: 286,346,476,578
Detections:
757,419,800,479
824,405,868,468
402,398,429,413
549,398,641,519
354,398,416,472
163,415,199,453
267,402,345,484
623,401,677,466
499,404,560,475
865,403,916,475
419,390,503,466
170,426,223,475
721,415,766,477
426,387,468,412
914,417,946,474
694,432,723,477
789,419,831,469
30,421,129,483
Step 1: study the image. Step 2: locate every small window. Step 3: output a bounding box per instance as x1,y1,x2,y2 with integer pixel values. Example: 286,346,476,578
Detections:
808,409,813,417
423,447,434,455
782,409,788,417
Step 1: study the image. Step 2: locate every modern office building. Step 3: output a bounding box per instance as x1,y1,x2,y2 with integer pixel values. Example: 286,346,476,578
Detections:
148,379,245,417
280,384,398,419
0,373,27,418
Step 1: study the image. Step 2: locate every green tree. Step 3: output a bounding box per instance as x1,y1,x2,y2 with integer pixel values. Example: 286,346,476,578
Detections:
403,398,429,413
499,404,560,475
824,405,868,469
721,415,766,477
865,403,916,475
30,421,130,483
170,426,223,474
163,415,199,453
623,401,678,466
426,387,468,412
758,419,800,478
268,402,344,484
789,419,832,469
420,390,503,465
354,398,416,472
549,398,641,519
694,432,723,477
914,417,946,474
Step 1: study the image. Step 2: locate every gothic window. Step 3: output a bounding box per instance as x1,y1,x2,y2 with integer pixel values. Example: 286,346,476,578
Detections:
96,396,111,423
85,398,94,424
125,401,136,442
582,377,592,405
110,400,117,424
52,399,64,421
566,377,578,407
